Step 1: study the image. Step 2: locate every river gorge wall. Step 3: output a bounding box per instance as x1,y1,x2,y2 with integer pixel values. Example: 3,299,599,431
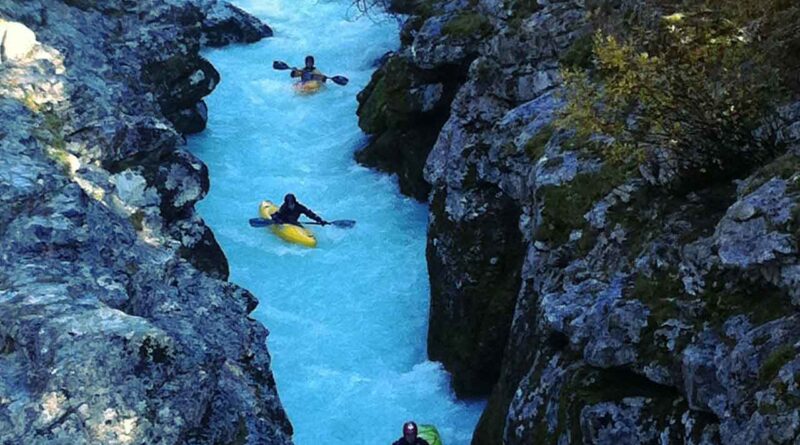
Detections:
356,0,800,443
0,1,292,443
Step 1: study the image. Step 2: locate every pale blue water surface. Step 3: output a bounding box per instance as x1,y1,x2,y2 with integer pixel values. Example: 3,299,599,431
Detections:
187,1,486,443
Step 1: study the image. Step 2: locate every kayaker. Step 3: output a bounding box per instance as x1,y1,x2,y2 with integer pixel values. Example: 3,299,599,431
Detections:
392,422,429,445
290,55,327,83
272,193,328,226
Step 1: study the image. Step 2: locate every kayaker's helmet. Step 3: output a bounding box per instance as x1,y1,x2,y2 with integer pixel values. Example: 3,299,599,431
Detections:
403,421,418,438
284,193,297,206
304,55,315,68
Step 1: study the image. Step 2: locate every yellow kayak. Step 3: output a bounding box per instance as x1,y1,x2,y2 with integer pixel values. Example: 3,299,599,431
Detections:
294,80,324,94
259,200,317,248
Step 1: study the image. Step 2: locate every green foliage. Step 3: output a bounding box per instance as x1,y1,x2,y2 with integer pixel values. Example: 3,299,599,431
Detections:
559,34,594,70
443,12,492,39
558,0,794,182
43,111,66,151
33,109,74,174
21,91,39,112
760,344,796,383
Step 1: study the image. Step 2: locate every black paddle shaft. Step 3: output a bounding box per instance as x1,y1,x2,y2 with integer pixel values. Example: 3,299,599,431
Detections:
273,60,349,85
249,217,355,229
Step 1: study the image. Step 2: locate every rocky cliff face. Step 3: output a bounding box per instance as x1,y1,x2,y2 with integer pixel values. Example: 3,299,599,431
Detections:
0,1,291,444
358,0,800,443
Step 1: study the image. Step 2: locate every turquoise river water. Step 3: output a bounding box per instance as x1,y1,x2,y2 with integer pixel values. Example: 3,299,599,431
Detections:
187,0,486,443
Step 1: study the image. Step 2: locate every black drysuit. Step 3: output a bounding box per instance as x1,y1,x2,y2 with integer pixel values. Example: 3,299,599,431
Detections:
272,202,324,226
392,439,429,445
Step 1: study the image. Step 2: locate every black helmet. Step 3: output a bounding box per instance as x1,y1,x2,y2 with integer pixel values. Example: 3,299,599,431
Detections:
305,55,315,66
284,193,297,204
403,421,418,436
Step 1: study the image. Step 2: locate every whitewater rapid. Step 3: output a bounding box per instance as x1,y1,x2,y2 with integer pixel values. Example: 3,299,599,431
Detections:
188,1,486,443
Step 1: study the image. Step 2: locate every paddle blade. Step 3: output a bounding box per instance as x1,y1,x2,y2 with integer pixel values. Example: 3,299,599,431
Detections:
330,75,349,86
273,60,290,70
249,218,275,227
331,219,356,228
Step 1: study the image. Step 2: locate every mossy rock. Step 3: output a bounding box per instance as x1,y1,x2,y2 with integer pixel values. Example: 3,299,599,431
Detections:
442,12,493,39
738,152,800,196
545,366,685,443
625,270,690,369
357,56,415,134
536,163,630,245
629,267,794,367
699,279,793,330
354,126,435,201
415,0,446,19
524,124,555,160
628,271,685,325
605,181,736,260
30,109,74,173
760,344,797,383
426,185,526,396
504,0,542,29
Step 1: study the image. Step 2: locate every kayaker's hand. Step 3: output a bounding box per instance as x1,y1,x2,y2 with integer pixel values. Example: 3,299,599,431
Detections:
321,220,329,226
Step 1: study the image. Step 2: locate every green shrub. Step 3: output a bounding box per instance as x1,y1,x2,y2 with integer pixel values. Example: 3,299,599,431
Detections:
558,0,795,182
559,34,594,70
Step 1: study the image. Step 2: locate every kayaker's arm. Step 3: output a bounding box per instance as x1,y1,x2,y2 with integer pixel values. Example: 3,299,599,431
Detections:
290,68,303,78
300,205,327,225
309,68,327,83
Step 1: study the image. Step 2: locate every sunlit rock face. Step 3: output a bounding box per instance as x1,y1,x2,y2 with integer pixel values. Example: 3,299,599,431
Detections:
357,0,800,443
0,20,37,62
0,2,291,444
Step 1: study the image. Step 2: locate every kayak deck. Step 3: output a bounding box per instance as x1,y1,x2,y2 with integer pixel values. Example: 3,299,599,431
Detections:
259,200,317,248
294,80,323,94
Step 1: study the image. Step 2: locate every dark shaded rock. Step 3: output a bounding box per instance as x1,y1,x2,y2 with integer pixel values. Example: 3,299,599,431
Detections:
426,184,526,396
356,127,438,200
201,2,273,47
356,53,464,201
167,100,210,134
178,217,230,280
157,57,220,115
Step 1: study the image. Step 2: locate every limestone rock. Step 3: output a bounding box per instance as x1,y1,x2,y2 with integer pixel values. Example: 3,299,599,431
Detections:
0,21,37,62
0,2,289,444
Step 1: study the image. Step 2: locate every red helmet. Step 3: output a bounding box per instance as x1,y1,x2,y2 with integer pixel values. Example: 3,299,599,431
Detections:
403,421,418,436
